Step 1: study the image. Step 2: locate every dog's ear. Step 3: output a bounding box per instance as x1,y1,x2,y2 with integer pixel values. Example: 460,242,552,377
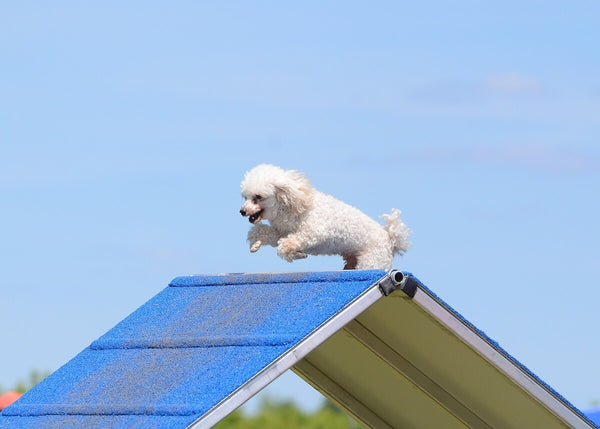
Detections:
274,170,313,215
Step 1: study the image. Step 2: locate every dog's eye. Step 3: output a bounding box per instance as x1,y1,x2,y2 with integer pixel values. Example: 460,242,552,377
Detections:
254,195,263,201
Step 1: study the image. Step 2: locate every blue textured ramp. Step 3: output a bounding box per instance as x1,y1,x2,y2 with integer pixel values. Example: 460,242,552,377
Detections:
0,270,385,429
586,409,600,426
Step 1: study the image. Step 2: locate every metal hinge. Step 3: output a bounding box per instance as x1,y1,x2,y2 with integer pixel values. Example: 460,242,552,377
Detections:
378,270,418,298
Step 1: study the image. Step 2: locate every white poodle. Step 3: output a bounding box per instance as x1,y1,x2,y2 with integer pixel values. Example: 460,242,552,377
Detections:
240,164,411,270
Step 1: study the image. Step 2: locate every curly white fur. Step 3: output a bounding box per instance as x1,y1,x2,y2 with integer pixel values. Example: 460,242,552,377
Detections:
240,164,411,270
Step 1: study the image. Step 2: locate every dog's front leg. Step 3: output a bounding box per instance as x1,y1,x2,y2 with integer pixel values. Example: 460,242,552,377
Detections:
277,234,308,262
247,224,281,253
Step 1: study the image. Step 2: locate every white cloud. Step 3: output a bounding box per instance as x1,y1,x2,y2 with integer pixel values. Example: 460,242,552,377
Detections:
484,73,543,95
477,143,599,173
406,143,600,174
410,73,547,103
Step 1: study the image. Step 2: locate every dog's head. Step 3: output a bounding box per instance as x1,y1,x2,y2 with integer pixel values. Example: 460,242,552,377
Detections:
240,164,313,224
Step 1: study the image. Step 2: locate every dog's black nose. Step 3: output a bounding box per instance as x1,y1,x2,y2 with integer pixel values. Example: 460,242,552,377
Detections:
240,209,246,216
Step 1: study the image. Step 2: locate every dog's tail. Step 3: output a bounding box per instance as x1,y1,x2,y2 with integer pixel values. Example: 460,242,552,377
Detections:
381,208,412,256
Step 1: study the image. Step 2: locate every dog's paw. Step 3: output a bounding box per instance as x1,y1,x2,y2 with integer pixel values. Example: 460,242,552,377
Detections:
277,237,307,262
278,248,307,262
294,250,308,260
250,240,262,253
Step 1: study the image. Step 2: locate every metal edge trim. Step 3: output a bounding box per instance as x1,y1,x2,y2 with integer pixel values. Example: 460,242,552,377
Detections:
186,272,390,428
411,286,596,429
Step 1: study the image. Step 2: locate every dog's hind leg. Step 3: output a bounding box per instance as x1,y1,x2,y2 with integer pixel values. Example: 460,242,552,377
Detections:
355,247,393,270
343,255,358,270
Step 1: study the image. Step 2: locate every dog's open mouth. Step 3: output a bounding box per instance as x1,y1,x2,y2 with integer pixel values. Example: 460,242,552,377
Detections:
249,209,264,224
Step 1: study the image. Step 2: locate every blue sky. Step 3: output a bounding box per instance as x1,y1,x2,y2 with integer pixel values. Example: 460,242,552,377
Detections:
1,1,599,412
